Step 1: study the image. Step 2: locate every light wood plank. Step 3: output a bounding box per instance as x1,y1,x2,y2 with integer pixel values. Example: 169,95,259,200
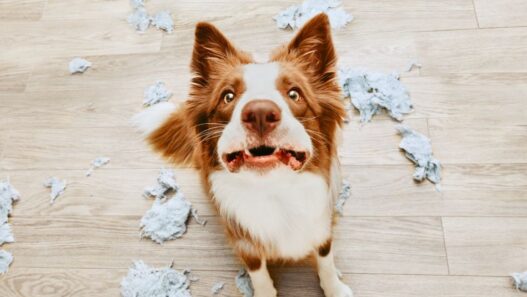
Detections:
0,127,165,170
6,168,215,217
345,164,527,217
417,27,527,75
9,215,447,274
474,0,527,28
403,74,527,121
429,118,527,164
0,20,162,64
443,217,527,276
340,118,429,166
0,60,31,93
334,216,448,275
0,269,519,297
0,0,46,21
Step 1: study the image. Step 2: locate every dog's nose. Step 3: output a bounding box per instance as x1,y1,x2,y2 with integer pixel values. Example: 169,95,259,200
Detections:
241,99,281,137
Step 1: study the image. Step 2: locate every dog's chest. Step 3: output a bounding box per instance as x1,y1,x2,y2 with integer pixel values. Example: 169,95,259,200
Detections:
209,167,332,259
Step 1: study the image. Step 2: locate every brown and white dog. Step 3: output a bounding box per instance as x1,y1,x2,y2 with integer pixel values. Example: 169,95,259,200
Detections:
134,13,352,297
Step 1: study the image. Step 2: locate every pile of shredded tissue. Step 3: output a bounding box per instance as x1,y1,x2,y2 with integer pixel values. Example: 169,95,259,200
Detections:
339,67,413,123
235,268,254,297
0,180,20,274
512,271,527,292
140,169,206,244
128,0,174,33
396,125,441,184
121,261,192,297
274,0,353,30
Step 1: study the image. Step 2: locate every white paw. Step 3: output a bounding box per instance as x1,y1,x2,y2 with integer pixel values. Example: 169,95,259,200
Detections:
322,281,353,297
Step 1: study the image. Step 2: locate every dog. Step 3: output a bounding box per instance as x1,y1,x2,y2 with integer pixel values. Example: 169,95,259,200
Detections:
134,13,352,297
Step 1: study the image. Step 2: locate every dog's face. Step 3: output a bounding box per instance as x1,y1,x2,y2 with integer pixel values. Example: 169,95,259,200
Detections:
148,14,345,177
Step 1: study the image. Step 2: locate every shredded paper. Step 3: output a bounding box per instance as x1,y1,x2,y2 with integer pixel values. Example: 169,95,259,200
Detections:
274,0,353,30
121,261,192,297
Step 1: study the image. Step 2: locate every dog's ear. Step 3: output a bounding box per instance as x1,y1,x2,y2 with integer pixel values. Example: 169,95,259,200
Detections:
132,102,195,166
191,22,250,87
147,106,196,165
286,13,336,81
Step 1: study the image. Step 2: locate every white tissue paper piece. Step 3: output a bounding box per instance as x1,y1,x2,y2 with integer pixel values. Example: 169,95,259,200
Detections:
0,250,13,274
512,271,527,292
144,169,179,199
0,223,14,246
335,179,351,216
396,125,441,184
151,11,174,33
0,180,19,225
44,177,67,204
140,192,192,244
68,58,92,74
143,81,173,106
211,282,225,295
339,67,413,123
274,0,353,30
130,0,145,8
121,261,192,297
128,6,151,32
235,268,254,297
85,157,110,177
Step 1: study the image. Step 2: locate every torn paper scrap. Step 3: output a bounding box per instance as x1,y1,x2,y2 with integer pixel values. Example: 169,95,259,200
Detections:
512,271,527,292
405,59,422,72
211,282,225,295
44,177,67,204
86,157,110,177
121,261,192,297
339,67,413,123
140,192,192,243
0,223,14,246
144,169,179,199
191,208,207,226
335,179,351,216
0,180,20,225
151,11,174,33
143,81,173,106
128,6,151,32
0,250,13,274
69,58,92,74
130,0,145,8
396,125,441,184
235,268,254,297
274,0,353,30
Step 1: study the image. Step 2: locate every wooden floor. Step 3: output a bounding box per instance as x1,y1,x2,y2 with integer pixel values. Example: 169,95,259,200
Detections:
1,0,527,296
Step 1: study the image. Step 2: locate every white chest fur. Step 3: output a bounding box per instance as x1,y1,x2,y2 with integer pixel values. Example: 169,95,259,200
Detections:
209,166,332,259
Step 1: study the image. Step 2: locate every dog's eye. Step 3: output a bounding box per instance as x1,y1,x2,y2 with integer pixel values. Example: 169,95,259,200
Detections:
288,89,300,102
223,92,235,104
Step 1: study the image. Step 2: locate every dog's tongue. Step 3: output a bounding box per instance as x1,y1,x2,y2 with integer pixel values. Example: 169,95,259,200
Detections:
277,150,303,170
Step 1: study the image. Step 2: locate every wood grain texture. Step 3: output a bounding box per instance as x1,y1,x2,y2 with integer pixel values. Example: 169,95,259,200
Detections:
473,0,527,28
2,0,527,296
443,217,527,276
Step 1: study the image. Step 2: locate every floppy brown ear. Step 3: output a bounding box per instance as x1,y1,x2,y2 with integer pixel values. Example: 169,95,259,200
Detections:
147,107,196,166
191,22,251,87
286,13,336,81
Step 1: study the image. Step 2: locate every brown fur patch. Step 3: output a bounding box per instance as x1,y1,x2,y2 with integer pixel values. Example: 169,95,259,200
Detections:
318,238,332,257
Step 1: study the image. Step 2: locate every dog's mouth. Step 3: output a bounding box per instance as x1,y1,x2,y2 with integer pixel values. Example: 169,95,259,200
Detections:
222,145,308,172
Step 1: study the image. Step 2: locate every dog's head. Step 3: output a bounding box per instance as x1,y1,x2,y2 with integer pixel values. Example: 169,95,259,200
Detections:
142,14,345,176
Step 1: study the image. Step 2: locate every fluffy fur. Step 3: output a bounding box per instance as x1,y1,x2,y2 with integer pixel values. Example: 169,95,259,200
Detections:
137,14,351,297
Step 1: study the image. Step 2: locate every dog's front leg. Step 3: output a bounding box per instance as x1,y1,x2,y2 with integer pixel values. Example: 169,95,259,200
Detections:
316,240,353,297
241,253,277,297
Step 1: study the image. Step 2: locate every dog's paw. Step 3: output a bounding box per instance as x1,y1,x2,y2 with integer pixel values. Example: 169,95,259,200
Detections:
322,281,353,297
